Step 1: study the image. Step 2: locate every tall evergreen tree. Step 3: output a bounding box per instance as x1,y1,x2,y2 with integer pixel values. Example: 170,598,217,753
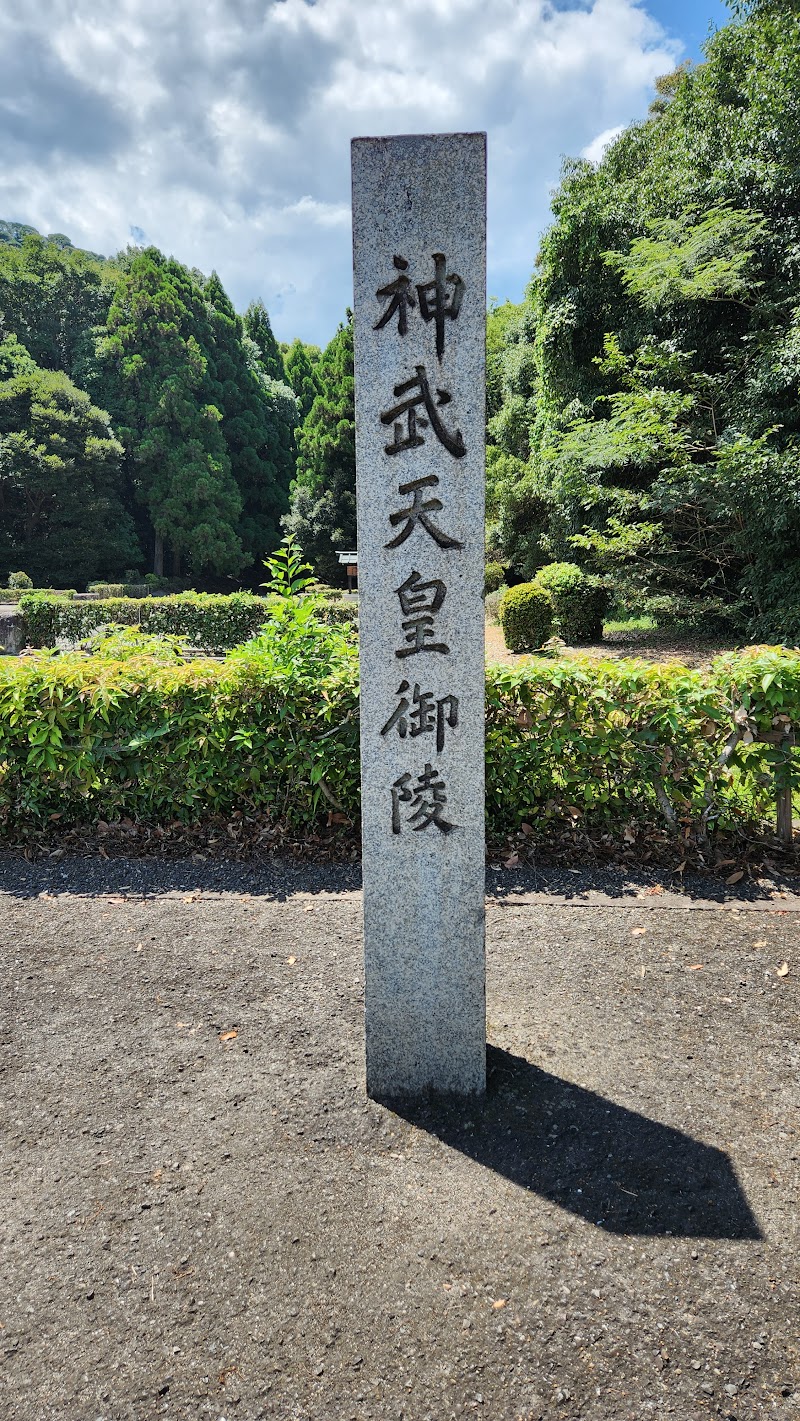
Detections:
94,249,245,576
243,299,285,383
205,275,298,565
284,316,355,585
0,232,116,381
283,338,322,424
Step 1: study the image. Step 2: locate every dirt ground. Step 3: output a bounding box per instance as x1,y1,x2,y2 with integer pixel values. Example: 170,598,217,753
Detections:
484,621,741,670
0,855,798,1421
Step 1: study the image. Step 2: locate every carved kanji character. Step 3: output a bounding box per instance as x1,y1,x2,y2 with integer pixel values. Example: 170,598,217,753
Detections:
380,682,459,753
416,252,464,359
381,365,466,459
391,762,456,834
374,255,416,336
394,571,449,658
386,475,462,550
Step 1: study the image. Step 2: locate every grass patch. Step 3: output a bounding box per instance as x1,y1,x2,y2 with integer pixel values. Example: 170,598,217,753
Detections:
603,615,658,635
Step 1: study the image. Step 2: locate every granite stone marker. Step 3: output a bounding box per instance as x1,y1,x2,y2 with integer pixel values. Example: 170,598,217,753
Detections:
351,132,487,1100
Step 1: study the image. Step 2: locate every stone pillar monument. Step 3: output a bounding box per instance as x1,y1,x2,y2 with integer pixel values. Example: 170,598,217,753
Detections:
351,133,487,1100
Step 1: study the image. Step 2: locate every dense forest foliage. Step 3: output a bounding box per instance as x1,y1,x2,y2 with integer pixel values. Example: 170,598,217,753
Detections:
0,229,303,584
487,0,800,640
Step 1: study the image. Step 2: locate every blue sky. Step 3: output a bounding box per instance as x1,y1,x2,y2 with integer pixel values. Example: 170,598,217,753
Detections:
645,0,729,60
0,0,736,348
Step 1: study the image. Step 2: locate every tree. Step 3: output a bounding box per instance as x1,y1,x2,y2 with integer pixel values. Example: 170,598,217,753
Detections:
282,338,322,423
284,316,355,585
204,275,298,568
0,336,140,586
93,249,246,576
243,298,285,383
488,0,800,629
0,231,116,381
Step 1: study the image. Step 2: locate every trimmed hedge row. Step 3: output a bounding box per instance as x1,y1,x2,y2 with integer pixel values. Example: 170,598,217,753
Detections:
0,644,797,839
18,592,356,652
2,588,76,604
19,592,272,652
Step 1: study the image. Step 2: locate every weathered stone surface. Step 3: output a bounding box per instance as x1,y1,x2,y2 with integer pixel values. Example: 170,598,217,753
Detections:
0,609,24,655
352,133,487,1100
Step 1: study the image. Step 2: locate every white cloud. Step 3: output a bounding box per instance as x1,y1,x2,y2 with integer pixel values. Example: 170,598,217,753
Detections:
0,0,682,345
581,123,627,164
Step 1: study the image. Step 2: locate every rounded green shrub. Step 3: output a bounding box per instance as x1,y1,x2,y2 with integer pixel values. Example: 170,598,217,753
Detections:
484,561,506,595
8,571,32,590
533,562,609,643
498,582,554,652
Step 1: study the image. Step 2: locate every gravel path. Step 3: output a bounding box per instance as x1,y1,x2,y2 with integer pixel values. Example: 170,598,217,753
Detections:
0,856,798,1421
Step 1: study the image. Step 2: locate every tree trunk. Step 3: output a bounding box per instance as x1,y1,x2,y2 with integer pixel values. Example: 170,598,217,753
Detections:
153,532,164,577
172,547,181,578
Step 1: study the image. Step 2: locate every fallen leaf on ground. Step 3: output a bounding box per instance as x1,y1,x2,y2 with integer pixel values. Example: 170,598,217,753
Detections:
675,861,687,874
492,1299,507,1309
645,885,664,896
520,823,533,836
287,956,297,965
303,905,315,912
777,962,790,977
726,870,745,884
219,1029,238,1042
504,854,520,868
688,964,704,970
631,927,647,937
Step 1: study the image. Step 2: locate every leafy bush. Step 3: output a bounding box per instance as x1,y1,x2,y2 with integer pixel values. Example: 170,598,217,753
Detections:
533,562,610,643
7,571,32,590
484,561,506,595
0,654,359,831
82,625,190,662
87,575,186,599
643,592,745,635
498,583,554,652
260,535,315,598
1,645,797,841
20,590,357,650
747,605,800,648
226,597,356,682
87,583,152,600
485,647,800,837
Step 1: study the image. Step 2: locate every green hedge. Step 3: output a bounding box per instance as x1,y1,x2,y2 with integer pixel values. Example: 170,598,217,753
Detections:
19,592,274,652
18,592,355,652
2,588,76,604
1,644,797,840
86,583,156,600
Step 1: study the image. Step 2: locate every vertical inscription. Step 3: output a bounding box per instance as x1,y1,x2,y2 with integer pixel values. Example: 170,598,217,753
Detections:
352,133,487,1100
